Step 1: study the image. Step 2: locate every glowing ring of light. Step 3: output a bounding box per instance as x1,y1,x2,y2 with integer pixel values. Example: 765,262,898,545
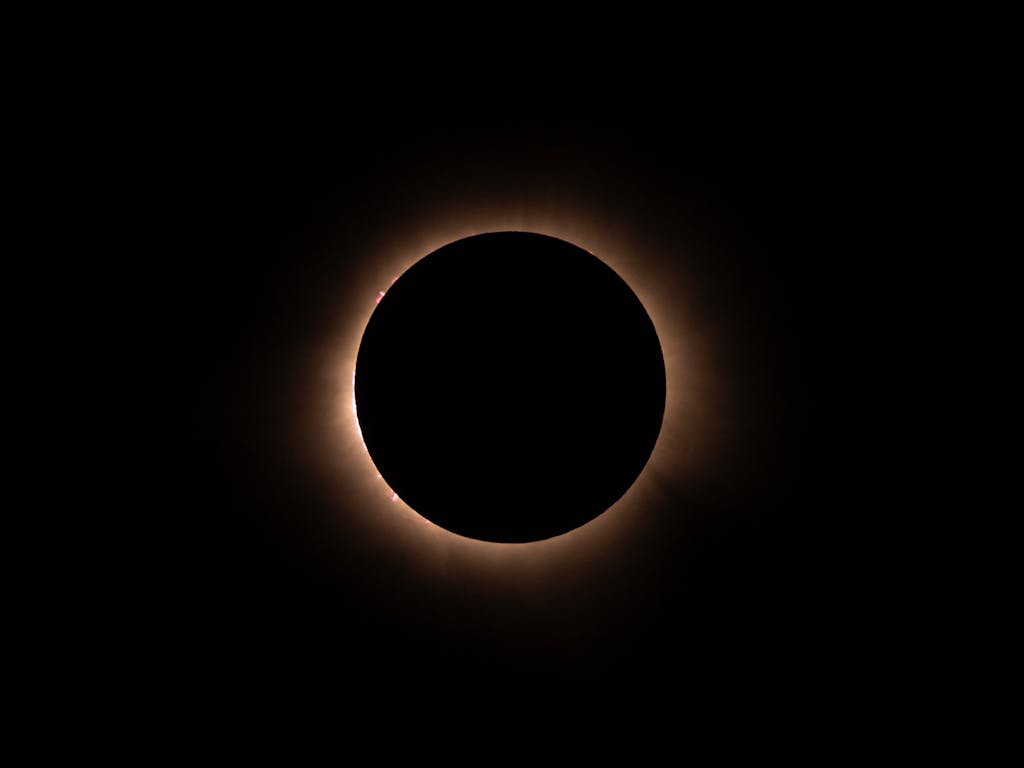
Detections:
302,194,725,592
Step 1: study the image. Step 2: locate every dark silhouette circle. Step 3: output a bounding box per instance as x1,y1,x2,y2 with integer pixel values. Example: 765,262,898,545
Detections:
354,232,666,543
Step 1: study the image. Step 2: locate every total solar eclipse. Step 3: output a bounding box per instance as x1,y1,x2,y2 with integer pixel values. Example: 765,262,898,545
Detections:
354,232,666,543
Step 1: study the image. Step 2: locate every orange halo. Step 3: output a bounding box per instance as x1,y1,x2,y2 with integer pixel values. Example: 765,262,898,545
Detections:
301,195,726,592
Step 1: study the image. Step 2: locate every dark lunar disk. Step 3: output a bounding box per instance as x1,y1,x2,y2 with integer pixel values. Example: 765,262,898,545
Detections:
354,232,666,543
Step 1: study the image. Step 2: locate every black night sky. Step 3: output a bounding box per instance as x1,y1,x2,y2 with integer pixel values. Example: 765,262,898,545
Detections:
53,8,958,763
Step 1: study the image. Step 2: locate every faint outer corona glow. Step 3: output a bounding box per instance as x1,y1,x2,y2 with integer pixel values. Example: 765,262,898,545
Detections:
306,198,724,589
